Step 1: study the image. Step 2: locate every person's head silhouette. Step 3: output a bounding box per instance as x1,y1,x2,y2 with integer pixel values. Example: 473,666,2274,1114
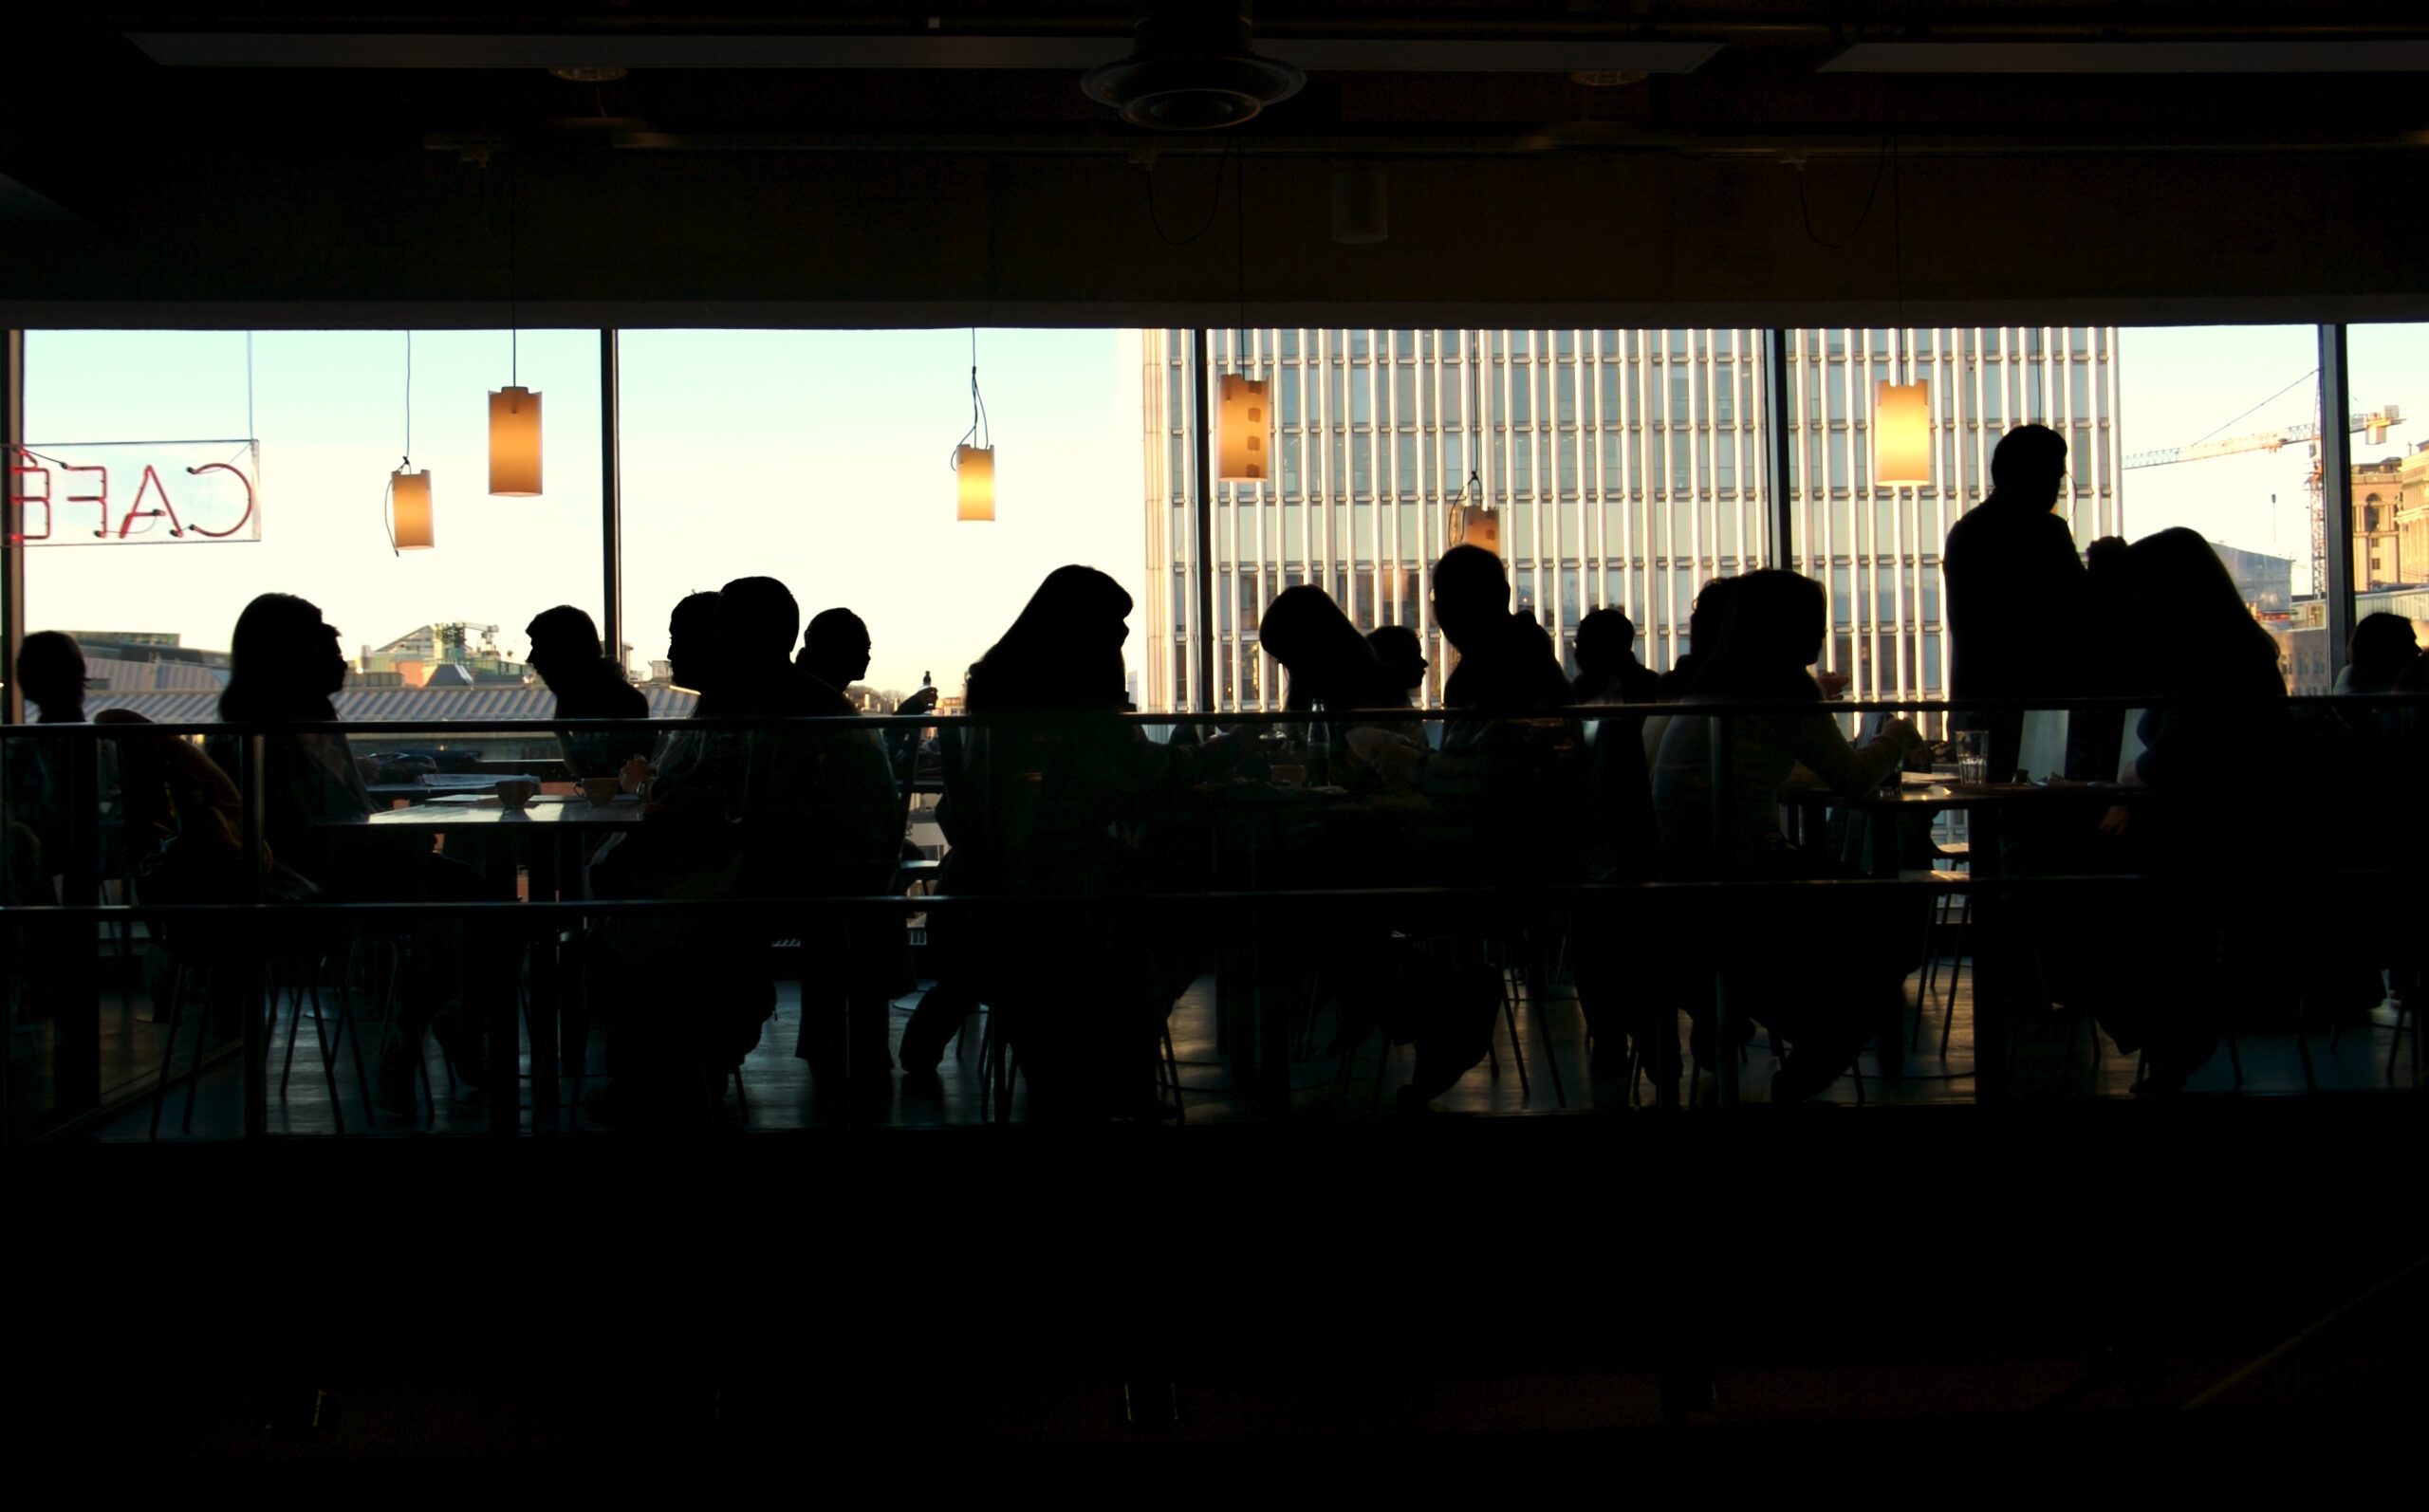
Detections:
16,631,86,722
1429,544,1509,654
2346,612,2421,691
666,592,721,695
973,565,1132,711
716,576,802,671
221,593,348,721
1574,608,1636,683
1989,424,2068,512
799,607,873,691
1366,624,1428,697
1693,570,1827,698
525,605,604,689
2123,526,2278,687
1259,586,1382,709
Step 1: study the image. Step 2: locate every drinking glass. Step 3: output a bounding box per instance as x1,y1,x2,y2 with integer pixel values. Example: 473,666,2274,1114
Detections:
1954,729,1991,784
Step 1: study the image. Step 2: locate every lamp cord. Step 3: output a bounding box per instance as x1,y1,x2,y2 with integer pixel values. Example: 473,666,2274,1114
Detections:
402,329,413,462
1145,137,1235,248
952,326,991,466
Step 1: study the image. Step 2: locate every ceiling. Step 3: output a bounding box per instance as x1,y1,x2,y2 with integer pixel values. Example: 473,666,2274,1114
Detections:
5,5,2424,327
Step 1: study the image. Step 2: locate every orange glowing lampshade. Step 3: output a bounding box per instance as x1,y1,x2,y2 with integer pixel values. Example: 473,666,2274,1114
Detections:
955,444,995,522
391,468,435,549
488,385,543,496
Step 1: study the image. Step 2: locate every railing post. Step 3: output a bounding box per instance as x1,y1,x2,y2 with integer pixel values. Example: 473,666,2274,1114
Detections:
241,732,268,1140
1707,710,1737,1108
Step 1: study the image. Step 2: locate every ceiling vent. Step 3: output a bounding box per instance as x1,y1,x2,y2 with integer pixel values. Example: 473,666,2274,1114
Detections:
1082,9,1305,131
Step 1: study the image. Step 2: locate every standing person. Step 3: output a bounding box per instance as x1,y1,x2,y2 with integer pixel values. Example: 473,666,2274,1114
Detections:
525,605,650,779
1941,424,2124,781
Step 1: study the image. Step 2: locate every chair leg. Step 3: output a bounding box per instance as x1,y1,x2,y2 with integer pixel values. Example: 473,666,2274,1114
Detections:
307,975,345,1136
1938,898,1971,1059
1501,974,1531,1101
148,967,188,1141
1530,947,1568,1110
180,968,215,1135
335,965,376,1132
1161,1021,1186,1126
277,968,305,1098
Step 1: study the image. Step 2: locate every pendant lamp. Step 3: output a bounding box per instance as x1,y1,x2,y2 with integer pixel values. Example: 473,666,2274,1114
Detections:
955,444,995,523
952,328,995,522
1214,373,1271,483
1873,379,1932,486
386,332,435,551
391,468,435,550
489,382,543,495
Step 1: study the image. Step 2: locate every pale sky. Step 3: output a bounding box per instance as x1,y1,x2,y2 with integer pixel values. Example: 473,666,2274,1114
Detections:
18,323,2423,697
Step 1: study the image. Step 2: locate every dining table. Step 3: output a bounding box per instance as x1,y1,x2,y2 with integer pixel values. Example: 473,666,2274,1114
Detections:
328,793,652,1128
1833,774,2151,1099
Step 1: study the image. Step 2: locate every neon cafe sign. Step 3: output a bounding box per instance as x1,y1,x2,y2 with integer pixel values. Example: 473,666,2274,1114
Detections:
9,440,262,544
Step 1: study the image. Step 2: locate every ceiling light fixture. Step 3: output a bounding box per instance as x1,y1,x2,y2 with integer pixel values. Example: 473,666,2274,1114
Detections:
389,332,435,550
953,328,994,522
1082,9,1305,131
1871,120,1931,488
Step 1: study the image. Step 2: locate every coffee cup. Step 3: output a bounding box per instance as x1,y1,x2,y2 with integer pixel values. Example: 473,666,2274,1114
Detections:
495,778,539,809
582,777,621,807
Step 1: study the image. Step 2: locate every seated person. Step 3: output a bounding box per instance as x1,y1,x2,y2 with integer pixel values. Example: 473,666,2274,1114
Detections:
6,631,91,890
207,594,511,1115
1364,624,1429,709
938,566,1219,1121
526,605,651,779
800,606,936,789
1572,608,1660,707
1644,570,1923,1103
1262,587,1425,792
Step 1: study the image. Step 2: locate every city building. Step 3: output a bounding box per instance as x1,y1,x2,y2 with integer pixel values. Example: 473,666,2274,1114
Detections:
2353,446,2429,591
1140,326,2120,714
357,621,528,689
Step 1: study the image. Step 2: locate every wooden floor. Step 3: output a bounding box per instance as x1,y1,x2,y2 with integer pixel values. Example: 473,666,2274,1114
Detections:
49,946,2418,1140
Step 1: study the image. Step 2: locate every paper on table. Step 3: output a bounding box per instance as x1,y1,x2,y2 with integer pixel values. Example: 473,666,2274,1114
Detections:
417,773,540,790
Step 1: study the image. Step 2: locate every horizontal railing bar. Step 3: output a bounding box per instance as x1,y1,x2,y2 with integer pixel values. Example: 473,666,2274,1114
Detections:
3,691,2418,739
7,868,2409,920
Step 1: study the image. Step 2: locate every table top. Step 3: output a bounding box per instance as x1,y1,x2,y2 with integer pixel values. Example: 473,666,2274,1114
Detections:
344,794,650,829
1845,778,2142,809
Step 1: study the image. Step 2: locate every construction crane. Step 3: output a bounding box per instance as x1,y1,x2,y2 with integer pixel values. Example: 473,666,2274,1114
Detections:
2123,405,2404,596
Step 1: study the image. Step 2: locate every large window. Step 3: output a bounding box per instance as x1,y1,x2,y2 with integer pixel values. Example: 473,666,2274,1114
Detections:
22,330,603,685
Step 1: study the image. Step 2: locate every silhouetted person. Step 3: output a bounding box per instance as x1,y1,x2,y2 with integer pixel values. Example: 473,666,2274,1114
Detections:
797,607,872,696
210,593,507,1115
945,565,1214,1120
1656,577,1740,701
16,630,85,723
2339,613,2422,695
1572,608,1660,707
1431,544,1570,713
1365,624,1428,707
802,606,936,784
527,605,650,779
1262,587,1416,790
1644,570,1923,1103
1942,424,2125,779
7,632,90,889
583,591,756,1126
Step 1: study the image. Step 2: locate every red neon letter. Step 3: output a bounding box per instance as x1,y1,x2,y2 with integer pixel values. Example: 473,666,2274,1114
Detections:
182,462,257,539
9,451,53,542
63,462,109,538
118,464,188,538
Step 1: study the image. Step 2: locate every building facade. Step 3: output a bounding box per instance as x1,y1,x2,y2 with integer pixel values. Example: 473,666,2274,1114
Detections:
1141,326,2122,716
